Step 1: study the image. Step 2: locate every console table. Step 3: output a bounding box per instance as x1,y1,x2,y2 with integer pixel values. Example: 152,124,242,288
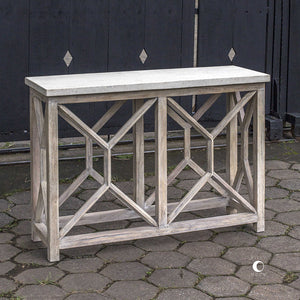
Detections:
26,66,270,262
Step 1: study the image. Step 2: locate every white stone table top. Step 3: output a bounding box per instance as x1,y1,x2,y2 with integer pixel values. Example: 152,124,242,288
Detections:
25,66,270,97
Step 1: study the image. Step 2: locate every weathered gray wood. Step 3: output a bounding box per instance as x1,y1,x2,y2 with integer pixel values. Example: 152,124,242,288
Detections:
59,196,229,227
104,149,111,185
145,159,188,207
59,184,109,238
58,105,109,150
207,139,214,173
155,97,168,227
85,138,93,171
59,170,89,206
212,172,256,213
59,213,258,249
34,222,48,246
167,97,212,139
93,101,125,133
90,168,104,185
46,101,60,262
253,87,265,232
110,184,157,227
109,98,156,148
30,90,41,242
168,172,211,224
48,83,265,104
133,99,145,207
212,91,256,138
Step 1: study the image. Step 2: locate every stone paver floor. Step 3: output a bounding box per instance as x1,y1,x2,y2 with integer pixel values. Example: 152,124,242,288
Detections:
0,150,300,299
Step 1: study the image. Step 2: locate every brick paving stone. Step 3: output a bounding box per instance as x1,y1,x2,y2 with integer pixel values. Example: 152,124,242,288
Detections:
265,187,289,199
176,169,201,180
12,220,31,235
265,160,290,170
0,232,14,243
265,176,279,187
176,179,211,192
156,288,212,300
0,261,15,275
167,186,186,199
135,236,179,251
65,293,113,300
213,231,257,247
0,244,21,261
268,169,300,179
105,280,158,300
173,230,213,242
115,181,134,194
148,268,198,288
89,201,123,212
0,198,11,211
256,220,289,236
15,235,43,250
248,284,300,300
291,191,300,200
59,183,81,196
187,257,236,275
14,266,65,284
275,211,300,225
265,209,276,220
289,226,300,239
0,212,14,228
0,278,17,293
178,241,225,258
198,276,250,297
289,276,300,290
59,273,111,292
7,190,31,205
16,285,67,299
258,236,300,253
57,257,104,273
144,175,155,187
266,199,300,212
88,220,129,231
97,244,144,262
61,245,103,258
78,189,115,201
100,262,149,280
223,247,272,265
80,179,101,189
279,179,300,190
9,204,31,219
14,249,54,266
60,197,84,210
236,265,286,284
141,251,190,268
270,253,300,272
215,298,249,300
68,225,96,236
292,163,300,170
172,212,199,221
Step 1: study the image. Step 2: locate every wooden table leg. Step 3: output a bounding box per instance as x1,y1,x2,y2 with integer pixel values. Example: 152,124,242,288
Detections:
46,101,60,261
133,99,145,208
226,92,238,214
155,97,168,227
253,87,265,232
30,90,41,242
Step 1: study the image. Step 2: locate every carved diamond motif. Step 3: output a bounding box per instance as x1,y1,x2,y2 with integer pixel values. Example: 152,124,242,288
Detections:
228,48,236,62
63,50,73,67
139,49,148,64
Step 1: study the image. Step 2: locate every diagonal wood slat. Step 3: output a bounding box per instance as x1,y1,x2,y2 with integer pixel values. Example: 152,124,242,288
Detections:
168,172,212,224
93,101,125,133
59,170,89,206
193,94,221,121
211,91,256,138
212,172,256,213
58,105,109,150
145,159,188,207
109,98,157,148
167,97,212,139
60,184,109,238
110,183,157,227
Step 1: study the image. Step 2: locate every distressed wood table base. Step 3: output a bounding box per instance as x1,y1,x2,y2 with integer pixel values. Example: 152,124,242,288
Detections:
27,66,269,261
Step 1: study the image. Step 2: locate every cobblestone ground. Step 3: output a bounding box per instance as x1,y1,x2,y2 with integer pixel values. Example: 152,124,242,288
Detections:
0,155,300,299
